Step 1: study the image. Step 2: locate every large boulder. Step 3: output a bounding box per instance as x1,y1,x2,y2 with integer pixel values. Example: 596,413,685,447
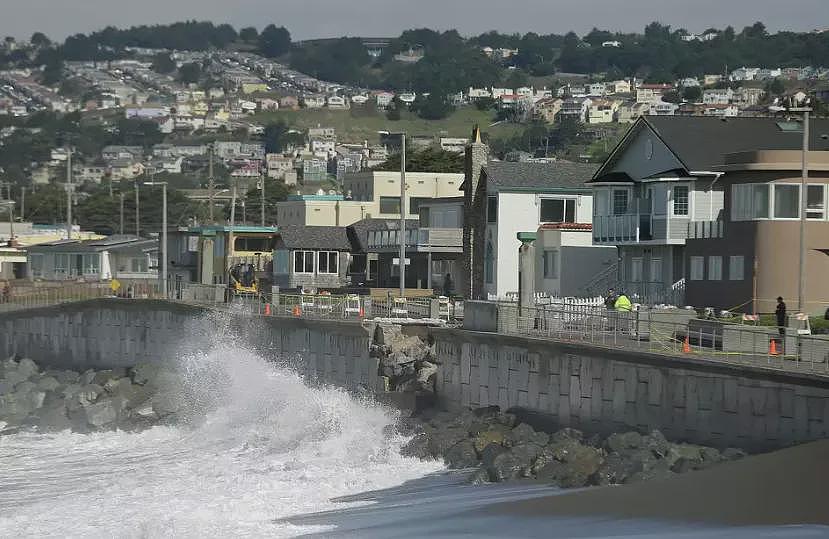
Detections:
605,431,643,453
78,398,119,428
373,323,404,347
427,426,467,458
416,362,438,392
444,440,479,469
506,423,550,447
533,439,604,488
3,368,30,388
34,403,72,431
472,424,511,453
92,369,127,390
65,384,103,411
642,430,671,458
35,376,61,393
486,451,524,482
509,443,544,477
590,453,647,486
16,358,39,379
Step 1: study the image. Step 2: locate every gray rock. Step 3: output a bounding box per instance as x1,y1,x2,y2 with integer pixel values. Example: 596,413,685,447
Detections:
79,399,118,428
416,362,438,391
468,468,491,485
16,358,39,378
65,384,103,411
509,443,544,476
3,369,29,388
642,430,671,457
506,423,549,447
0,381,12,395
605,431,643,453
34,404,72,431
427,427,467,458
401,433,431,459
626,460,675,484
13,381,35,395
35,376,61,392
723,447,747,460
486,451,524,482
444,440,479,469
472,424,511,453
80,370,97,385
533,439,603,487
591,453,647,486
150,393,181,417
373,323,403,346
497,412,518,428
480,443,509,468
549,428,584,443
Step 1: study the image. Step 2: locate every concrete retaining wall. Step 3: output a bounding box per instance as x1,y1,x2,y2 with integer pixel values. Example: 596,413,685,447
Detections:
432,328,829,452
0,299,382,394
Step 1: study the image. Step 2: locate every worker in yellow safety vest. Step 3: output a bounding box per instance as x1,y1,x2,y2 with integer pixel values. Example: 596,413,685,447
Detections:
614,292,632,312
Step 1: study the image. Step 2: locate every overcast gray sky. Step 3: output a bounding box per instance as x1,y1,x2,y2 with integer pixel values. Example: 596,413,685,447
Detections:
3,0,828,41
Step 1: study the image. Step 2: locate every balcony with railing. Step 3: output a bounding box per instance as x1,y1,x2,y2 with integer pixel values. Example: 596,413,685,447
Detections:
687,220,724,239
593,209,691,245
416,228,462,252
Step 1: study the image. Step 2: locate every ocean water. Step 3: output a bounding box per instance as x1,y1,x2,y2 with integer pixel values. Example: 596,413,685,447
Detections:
0,342,443,538
1,338,827,538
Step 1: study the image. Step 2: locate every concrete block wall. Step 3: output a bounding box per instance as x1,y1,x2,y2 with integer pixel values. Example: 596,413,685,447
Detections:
433,328,829,452
0,299,382,395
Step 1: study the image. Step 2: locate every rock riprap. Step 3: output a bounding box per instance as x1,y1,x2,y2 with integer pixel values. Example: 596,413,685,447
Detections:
371,323,439,393
400,405,747,488
0,357,181,434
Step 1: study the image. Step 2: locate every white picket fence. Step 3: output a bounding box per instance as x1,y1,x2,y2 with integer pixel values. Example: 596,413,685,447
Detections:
487,292,604,309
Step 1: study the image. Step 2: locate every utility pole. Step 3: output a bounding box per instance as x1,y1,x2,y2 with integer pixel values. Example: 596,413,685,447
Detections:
260,173,265,226
795,107,811,313
208,144,215,223
66,148,73,240
119,191,124,235
20,187,25,221
399,133,407,297
134,183,140,237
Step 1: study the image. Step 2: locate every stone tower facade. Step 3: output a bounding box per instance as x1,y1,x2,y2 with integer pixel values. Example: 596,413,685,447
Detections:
462,126,489,300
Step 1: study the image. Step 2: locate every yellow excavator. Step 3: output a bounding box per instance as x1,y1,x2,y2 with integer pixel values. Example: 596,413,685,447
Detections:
228,262,258,296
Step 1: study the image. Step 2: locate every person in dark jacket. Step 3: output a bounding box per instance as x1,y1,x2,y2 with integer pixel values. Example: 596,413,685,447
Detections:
443,273,453,297
775,297,787,337
604,288,617,310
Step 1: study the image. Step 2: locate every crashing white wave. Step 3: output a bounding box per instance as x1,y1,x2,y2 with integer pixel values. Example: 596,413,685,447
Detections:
0,342,443,538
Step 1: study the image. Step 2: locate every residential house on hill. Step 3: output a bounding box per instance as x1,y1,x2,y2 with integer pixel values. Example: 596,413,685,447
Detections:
589,115,829,312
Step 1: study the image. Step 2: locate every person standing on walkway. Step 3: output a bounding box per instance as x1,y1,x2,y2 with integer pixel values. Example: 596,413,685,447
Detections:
614,291,632,312
775,296,787,338
604,288,617,310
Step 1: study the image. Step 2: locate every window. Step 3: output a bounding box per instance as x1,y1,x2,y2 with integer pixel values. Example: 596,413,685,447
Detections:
379,196,401,214
630,257,643,282
543,250,559,279
409,197,429,215
649,258,663,283
672,186,689,216
594,190,609,216
487,196,498,223
317,251,339,274
294,251,314,273
732,184,771,220
419,207,430,227
82,254,100,276
708,256,722,281
484,239,494,284
807,185,825,220
55,253,69,276
540,198,576,223
613,190,628,215
690,256,704,281
130,257,148,273
234,237,270,252
30,254,43,278
729,255,744,281
773,184,799,219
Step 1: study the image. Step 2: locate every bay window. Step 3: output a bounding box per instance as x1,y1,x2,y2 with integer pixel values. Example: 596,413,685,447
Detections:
294,251,314,274
317,251,339,274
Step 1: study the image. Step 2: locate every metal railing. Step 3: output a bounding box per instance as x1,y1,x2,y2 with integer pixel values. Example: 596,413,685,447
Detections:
497,303,829,375
0,282,148,313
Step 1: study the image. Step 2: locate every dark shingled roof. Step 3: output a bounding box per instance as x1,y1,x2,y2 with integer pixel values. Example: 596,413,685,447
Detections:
483,161,599,191
276,225,351,250
644,116,829,171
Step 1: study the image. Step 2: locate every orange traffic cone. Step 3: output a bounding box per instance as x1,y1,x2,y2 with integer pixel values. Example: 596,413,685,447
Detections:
293,305,301,317
358,307,365,318
682,336,691,354
264,303,271,316
769,339,779,356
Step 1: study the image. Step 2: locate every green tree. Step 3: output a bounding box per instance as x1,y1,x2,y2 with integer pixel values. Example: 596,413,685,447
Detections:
151,53,176,74
239,27,259,43
412,92,454,120
178,62,202,84
374,147,464,173
22,184,67,225
238,178,289,225
259,25,291,57
263,121,303,153
30,32,51,48
766,78,785,96
113,118,164,147
662,90,682,104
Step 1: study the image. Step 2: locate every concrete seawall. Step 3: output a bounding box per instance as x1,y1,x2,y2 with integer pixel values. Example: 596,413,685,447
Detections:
0,299,381,394
2,299,828,451
432,328,829,452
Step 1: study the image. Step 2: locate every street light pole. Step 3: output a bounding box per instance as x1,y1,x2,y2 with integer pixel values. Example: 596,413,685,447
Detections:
797,108,810,313
399,133,406,298
66,148,72,239
260,173,266,226
134,183,140,237
145,182,168,298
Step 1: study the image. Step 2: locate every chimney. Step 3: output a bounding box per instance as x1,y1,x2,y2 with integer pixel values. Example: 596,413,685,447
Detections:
462,124,489,300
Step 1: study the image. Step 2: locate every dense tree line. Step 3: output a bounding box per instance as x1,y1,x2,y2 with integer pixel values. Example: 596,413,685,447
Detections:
373,147,464,173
